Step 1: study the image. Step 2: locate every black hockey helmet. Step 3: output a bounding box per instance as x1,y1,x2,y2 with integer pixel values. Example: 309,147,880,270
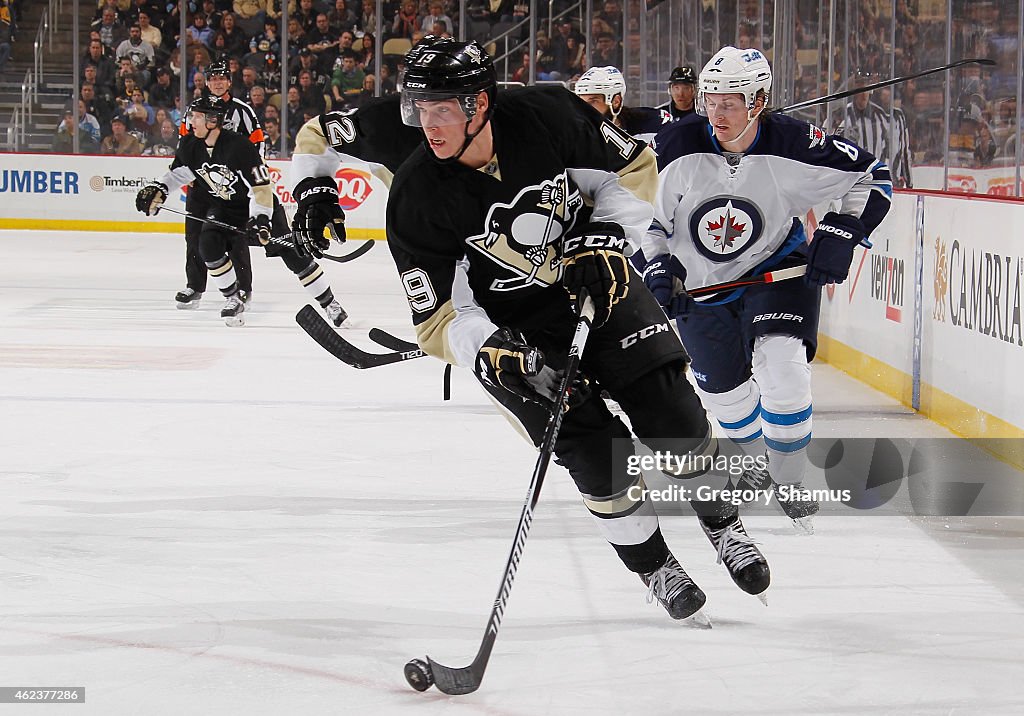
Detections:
669,65,697,85
399,37,496,128
188,93,228,126
207,59,231,79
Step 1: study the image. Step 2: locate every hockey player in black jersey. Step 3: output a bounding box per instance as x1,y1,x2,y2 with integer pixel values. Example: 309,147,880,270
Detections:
286,93,424,259
644,47,893,533
374,39,772,621
573,65,673,145
136,95,348,328
173,60,266,310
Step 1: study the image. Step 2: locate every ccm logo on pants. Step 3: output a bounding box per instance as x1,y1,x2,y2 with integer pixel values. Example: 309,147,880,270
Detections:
620,323,669,348
752,312,804,323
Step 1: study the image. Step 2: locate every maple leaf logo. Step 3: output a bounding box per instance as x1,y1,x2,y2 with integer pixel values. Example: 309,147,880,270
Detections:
705,204,747,251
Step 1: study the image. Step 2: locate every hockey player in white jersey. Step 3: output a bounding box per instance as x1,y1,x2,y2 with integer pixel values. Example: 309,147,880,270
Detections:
643,47,893,532
574,66,673,146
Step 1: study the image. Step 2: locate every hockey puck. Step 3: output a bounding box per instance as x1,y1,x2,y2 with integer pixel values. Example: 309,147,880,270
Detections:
404,658,434,692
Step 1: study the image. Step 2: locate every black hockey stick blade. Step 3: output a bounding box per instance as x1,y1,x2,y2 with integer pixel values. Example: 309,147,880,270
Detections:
413,292,597,696
689,265,807,297
296,306,425,368
779,58,995,113
319,240,374,264
368,328,418,351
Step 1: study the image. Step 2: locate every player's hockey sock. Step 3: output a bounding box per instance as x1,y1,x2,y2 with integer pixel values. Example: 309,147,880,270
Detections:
581,474,669,573
206,255,239,297
295,261,335,307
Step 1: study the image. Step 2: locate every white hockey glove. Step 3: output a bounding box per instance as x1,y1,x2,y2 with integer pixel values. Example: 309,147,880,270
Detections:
136,181,168,216
292,176,346,258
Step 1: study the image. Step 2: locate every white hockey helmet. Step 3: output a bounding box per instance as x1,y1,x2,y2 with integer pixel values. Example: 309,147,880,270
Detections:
698,46,772,115
574,66,626,117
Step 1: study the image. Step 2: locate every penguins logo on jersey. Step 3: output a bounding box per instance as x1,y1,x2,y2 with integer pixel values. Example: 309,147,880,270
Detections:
195,162,241,201
688,196,764,262
467,174,584,291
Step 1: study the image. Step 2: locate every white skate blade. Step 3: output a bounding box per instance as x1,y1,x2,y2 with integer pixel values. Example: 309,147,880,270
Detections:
791,516,815,535
685,609,713,629
176,301,200,310
224,315,245,327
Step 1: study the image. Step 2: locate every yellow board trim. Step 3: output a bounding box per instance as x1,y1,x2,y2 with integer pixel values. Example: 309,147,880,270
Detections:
0,218,388,240
817,332,1024,468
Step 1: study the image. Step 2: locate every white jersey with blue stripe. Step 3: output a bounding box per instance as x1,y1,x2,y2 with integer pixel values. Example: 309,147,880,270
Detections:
645,113,892,299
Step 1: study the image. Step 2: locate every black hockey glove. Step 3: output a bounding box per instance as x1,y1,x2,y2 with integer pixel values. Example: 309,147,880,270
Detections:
136,181,168,216
292,176,346,258
805,212,867,286
247,214,272,246
475,329,560,408
642,253,692,318
561,221,630,328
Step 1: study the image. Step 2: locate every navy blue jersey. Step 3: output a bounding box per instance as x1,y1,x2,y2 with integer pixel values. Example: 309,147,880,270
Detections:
645,112,892,299
620,105,673,144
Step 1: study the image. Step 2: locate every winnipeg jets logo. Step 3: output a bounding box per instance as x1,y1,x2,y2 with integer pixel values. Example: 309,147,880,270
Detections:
467,174,584,291
195,162,240,201
688,196,764,262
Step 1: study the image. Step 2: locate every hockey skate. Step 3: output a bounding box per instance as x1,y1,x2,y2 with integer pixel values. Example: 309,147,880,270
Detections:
640,553,710,627
239,289,252,306
175,288,202,309
699,516,770,603
737,456,817,535
325,300,348,327
773,482,818,535
220,294,245,327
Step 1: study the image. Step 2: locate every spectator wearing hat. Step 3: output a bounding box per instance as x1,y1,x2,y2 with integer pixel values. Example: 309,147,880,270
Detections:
290,48,329,93
149,66,175,108
663,65,696,119
53,101,102,153
101,114,143,154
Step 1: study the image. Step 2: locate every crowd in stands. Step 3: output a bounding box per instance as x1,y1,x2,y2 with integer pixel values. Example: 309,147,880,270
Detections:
59,0,620,156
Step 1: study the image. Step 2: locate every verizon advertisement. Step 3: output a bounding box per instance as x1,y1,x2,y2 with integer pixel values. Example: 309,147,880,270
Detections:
0,153,387,238
818,192,918,377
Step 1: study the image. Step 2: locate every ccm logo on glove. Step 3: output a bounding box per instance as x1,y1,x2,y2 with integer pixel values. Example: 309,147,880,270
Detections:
563,233,628,253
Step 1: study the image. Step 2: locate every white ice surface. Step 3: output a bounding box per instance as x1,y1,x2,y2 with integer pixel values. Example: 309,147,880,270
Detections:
1,232,1022,715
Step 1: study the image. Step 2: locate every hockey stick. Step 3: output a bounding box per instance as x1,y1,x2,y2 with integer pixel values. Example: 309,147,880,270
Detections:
779,58,995,113
688,265,806,297
368,329,453,400
404,290,597,695
155,206,374,264
368,328,418,352
296,306,425,368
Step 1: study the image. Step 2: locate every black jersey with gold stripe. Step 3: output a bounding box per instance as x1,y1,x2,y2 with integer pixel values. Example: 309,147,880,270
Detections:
158,128,275,222
385,86,659,367
289,95,423,191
